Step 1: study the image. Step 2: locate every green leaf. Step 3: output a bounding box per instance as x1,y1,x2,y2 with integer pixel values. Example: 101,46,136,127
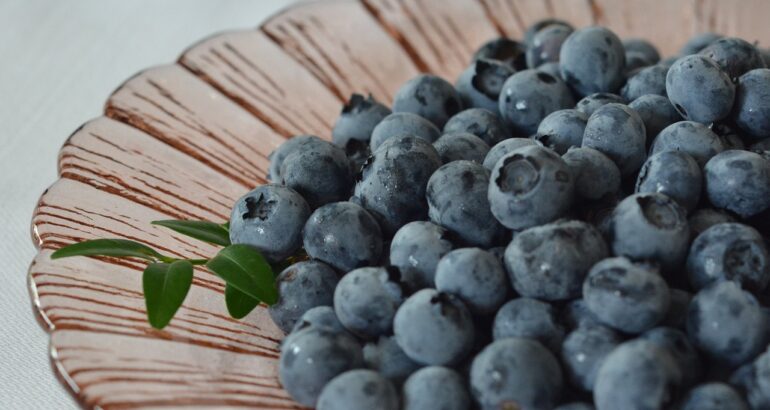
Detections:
143,260,194,329
225,284,261,319
151,220,231,247
206,244,278,305
51,239,162,261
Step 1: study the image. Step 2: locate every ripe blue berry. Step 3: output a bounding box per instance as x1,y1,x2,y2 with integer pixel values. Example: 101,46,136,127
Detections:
492,297,565,352
732,68,770,139
433,132,490,164
641,327,701,388
582,103,647,177
704,150,770,217
370,112,441,150
680,32,722,55
621,64,668,101
316,369,399,410
443,108,509,146
498,69,575,136
636,151,702,212
455,59,515,114
628,94,681,145
666,55,735,124
363,335,420,385
526,23,573,68
559,27,626,97
393,74,462,128
270,260,339,333
575,93,625,116
623,38,661,64
650,121,725,167
699,37,767,80
483,138,538,170
332,94,391,149
562,147,621,201
334,267,404,339
389,221,453,291
679,383,749,410
435,248,509,315
560,323,621,391
473,37,527,70
268,135,327,182
402,366,470,410
535,109,588,154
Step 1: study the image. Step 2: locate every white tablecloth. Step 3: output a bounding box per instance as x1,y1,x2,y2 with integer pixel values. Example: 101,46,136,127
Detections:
0,1,295,407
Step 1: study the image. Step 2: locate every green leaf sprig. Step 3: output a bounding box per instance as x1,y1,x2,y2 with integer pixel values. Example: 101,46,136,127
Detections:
51,219,281,329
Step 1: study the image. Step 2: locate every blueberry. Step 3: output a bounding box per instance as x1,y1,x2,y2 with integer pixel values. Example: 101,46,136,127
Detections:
435,248,508,315
393,74,462,128
680,32,722,55
279,327,364,406
332,94,391,148
686,222,769,292
370,112,441,150
498,69,575,136
621,64,668,101
704,150,770,217
268,135,327,182
229,184,310,262
560,323,622,391
316,369,399,410
666,54,735,124
524,19,573,45
582,103,647,177
636,151,702,212
280,139,353,209
624,51,655,75
455,59,515,113
561,298,601,329
394,289,474,366
688,208,737,240
700,37,767,80
493,297,565,352
289,305,347,336
363,335,421,385
303,201,383,272
575,93,626,116
488,145,574,229
732,68,770,139
473,37,527,71
623,38,661,64
731,347,770,408
526,24,573,68
389,224,453,293
402,366,471,410
505,219,609,300
562,147,621,201
334,267,404,339
641,327,701,388
583,257,670,333
686,281,767,366
628,94,682,145
427,161,503,247
650,121,725,167
538,62,562,77
661,288,693,330
609,192,690,270
535,109,588,154
269,260,339,333
354,135,442,235
443,108,509,146
679,383,749,410
470,338,563,410
593,339,681,410
433,132,490,164
559,27,626,97
482,137,538,170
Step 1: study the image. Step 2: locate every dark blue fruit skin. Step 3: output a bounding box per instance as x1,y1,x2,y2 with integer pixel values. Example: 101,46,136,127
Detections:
302,201,383,272
582,103,647,176
269,260,339,333
370,112,441,151
623,38,661,64
433,132,490,164
628,94,682,146
680,32,722,55
732,68,770,139
593,339,682,410
641,327,701,388
444,108,509,146
488,145,574,230
688,208,736,241
621,64,668,101
686,223,770,292
560,323,621,391
538,62,562,77
700,37,767,80
650,121,725,167
535,109,588,154
363,335,421,385
229,184,310,263
524,19,573,46
455,59,515,114
355,135,442,235
624,52,654,76
555,403,595,410
498,69,576,136
686,281,767,366
316,369,399,410
559,27,626,97
403,367,470,410
661,289,693,330
609,192,690,271
333,267,404,339
482,138,538,170
268,135,327,182
473,37,528,71
393,289,474,366
427,161,503,247
636,151,702,212
492,297,565,352
575,93,625,117
583,257,670,334
289,305,347,336
470,338,563,410
393,74,463,128
679,383,749,410
666,55,735,124
526,24,573,68
731,348,770,409
279,139,353,209
561,298,601,329
704,150,770,218
332,94,392,148
505,219,609,300
562,147,621,201
389,221,453,291
279,327,364,407
435,248,509,315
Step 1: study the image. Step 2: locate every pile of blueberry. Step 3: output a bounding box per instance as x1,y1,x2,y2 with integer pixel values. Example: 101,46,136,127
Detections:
229,19,770,410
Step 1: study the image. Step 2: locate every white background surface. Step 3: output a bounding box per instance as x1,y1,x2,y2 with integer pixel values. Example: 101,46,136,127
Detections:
0,1,295,407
